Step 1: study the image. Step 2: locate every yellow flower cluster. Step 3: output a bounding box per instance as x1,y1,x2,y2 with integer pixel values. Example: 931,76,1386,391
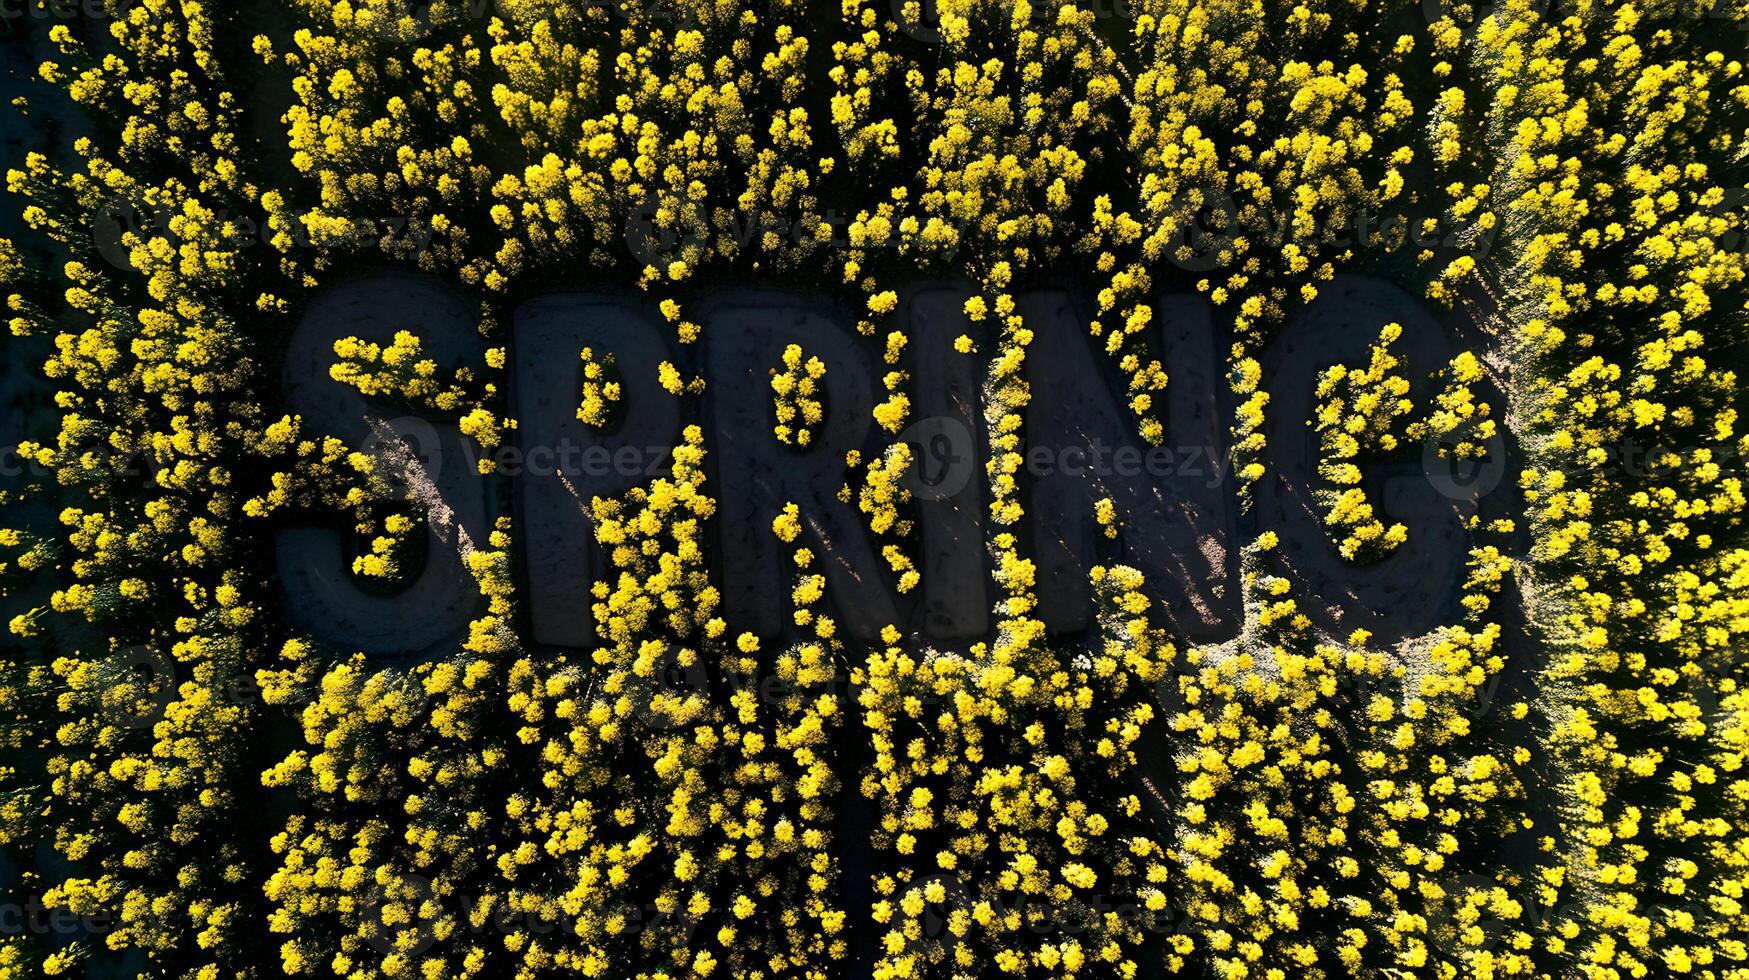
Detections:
1313,323,1415,562
332,330,513,473
1435,1,1749,974
860,562,1173,979
352,509,423,582
0,2,1744,979
575,346,621,428
331,331,475,413
770,342,826,447
1407,350,1499,461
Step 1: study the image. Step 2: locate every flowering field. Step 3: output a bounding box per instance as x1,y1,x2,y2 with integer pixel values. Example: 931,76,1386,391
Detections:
0,1,1746,978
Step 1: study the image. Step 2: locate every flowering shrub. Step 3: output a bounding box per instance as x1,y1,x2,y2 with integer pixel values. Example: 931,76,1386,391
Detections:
1407,351,1499,462
0,2,1744,980
1313,323,1415,562
576,347,622,429
770,343,826,447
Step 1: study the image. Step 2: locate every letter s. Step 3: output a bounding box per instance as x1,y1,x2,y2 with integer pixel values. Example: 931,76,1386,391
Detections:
272,275,489,660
